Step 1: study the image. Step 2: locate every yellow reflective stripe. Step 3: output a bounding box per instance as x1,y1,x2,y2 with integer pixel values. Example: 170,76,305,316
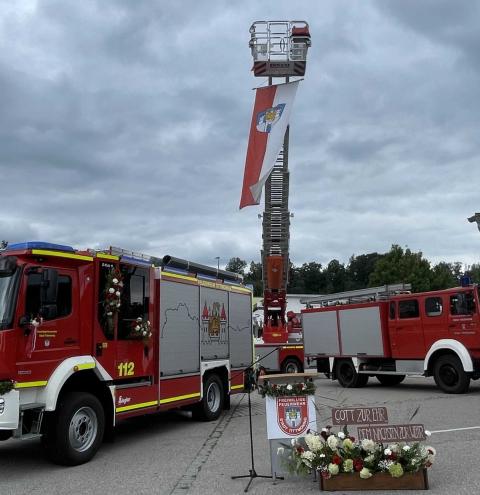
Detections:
162,271,198,283
162,270,251,293
282,345,304,350
229,286,252,294
159,392,201,404
96,253,119,260
76,363,95,370
15,380,48,389
31,249,93,261
116,400,158,413
231,384,244,390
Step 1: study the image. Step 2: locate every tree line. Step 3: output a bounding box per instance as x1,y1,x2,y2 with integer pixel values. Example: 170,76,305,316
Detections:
225,244,479,297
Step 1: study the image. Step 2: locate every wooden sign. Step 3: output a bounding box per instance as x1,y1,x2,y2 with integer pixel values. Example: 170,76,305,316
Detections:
332,407,388,425
357,424,426,443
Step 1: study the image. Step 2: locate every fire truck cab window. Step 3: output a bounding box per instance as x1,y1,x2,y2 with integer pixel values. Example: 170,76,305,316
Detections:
389,302,396,319
398,299,419,319
450,292,475,316
118,265,149,340
425,297,442,317
25,272,72,320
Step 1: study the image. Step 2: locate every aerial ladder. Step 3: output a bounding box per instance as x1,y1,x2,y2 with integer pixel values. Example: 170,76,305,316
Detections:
249,21,311,371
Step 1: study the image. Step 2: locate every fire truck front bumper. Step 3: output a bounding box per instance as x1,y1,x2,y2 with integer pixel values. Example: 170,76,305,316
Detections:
0,390,20,430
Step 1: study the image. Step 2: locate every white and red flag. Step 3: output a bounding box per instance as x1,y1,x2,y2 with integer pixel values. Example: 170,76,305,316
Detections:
239,80,299,209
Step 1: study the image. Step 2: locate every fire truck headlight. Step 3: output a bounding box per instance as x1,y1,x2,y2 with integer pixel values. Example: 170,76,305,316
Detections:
0,398,4,414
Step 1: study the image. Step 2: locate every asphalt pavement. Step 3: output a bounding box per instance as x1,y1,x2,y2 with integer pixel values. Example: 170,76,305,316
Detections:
1,376,480,494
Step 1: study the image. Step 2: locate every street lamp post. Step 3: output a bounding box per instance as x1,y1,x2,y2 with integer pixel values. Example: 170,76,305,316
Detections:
215,256,220,272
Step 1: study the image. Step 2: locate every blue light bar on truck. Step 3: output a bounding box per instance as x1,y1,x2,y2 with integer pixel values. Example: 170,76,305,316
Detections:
6,242,75,252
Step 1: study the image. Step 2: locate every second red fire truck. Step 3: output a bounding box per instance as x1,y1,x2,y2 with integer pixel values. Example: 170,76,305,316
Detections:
302,283,480,394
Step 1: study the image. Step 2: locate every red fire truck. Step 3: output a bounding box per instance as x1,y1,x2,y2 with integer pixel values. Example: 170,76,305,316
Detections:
0,242,252,465
302,283,480,394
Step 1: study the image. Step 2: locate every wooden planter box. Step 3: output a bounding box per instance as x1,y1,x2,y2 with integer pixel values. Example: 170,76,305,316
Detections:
320,469,429,491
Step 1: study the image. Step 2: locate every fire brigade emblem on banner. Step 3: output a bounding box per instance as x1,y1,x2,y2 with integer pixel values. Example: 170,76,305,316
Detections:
256,104,285,133
276,396,309,436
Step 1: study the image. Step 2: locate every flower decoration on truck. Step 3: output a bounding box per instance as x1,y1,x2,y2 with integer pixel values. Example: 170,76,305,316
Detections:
130,317,152,342
103,267,123,333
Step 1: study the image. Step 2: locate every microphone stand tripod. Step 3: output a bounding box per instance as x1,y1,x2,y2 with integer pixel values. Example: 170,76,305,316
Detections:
231,346,284,492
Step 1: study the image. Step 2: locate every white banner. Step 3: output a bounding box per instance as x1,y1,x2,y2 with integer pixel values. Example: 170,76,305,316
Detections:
266,395,317,440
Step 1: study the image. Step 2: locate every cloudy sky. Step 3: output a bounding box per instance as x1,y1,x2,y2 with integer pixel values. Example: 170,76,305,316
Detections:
1,0,480,270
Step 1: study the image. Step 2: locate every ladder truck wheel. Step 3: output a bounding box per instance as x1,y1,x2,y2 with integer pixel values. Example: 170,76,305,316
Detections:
376,375,406,386
335,359,369,388
281,357,303,374
43,392,105,466
193,374,224,421
433,355,470,394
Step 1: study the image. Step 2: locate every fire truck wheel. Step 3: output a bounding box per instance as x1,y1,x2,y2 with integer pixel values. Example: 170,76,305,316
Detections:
194,374,224,421
281,358,303,374
44,392,105,466
433,355,470,394
376,375,406,386
335,359,369,388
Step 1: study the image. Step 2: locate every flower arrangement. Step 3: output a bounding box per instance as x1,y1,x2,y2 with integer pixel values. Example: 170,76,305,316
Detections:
258,379,316,398
283,426,435,480
130,317,152,342
103,268,123,317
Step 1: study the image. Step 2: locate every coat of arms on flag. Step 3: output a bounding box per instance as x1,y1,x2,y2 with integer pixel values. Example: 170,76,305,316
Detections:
256,104,285,133
239,81,300,209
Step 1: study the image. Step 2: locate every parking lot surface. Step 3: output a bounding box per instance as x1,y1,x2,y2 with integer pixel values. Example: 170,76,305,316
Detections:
1,376,479,494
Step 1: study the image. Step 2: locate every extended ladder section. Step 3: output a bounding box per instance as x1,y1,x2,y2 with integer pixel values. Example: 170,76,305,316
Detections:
262,130,290,285
300,283,412,308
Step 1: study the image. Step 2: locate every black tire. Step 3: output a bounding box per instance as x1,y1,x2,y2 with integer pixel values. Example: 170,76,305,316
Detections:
281,358,303,374
376,374,406,386
434,355,470,394
43,392,105,466
335,359,369,388
193,374,224,421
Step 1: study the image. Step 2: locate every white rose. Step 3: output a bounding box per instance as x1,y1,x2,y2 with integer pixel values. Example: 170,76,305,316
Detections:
117,304,121,308
147,320,150,325
327,435,338,450
112,278,119,284
142,331,147,336
106,311,113,316
337,432,345,439
108,288,115,294
361,439,376,452
402,445,411,451
115,291,121,297
384,448,392,456
286,384,293,391
360,467,372,479
137,317,142,322
135,325,141,331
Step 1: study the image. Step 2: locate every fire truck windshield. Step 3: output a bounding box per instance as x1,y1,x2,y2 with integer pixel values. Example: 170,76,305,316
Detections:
0,256,20,330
